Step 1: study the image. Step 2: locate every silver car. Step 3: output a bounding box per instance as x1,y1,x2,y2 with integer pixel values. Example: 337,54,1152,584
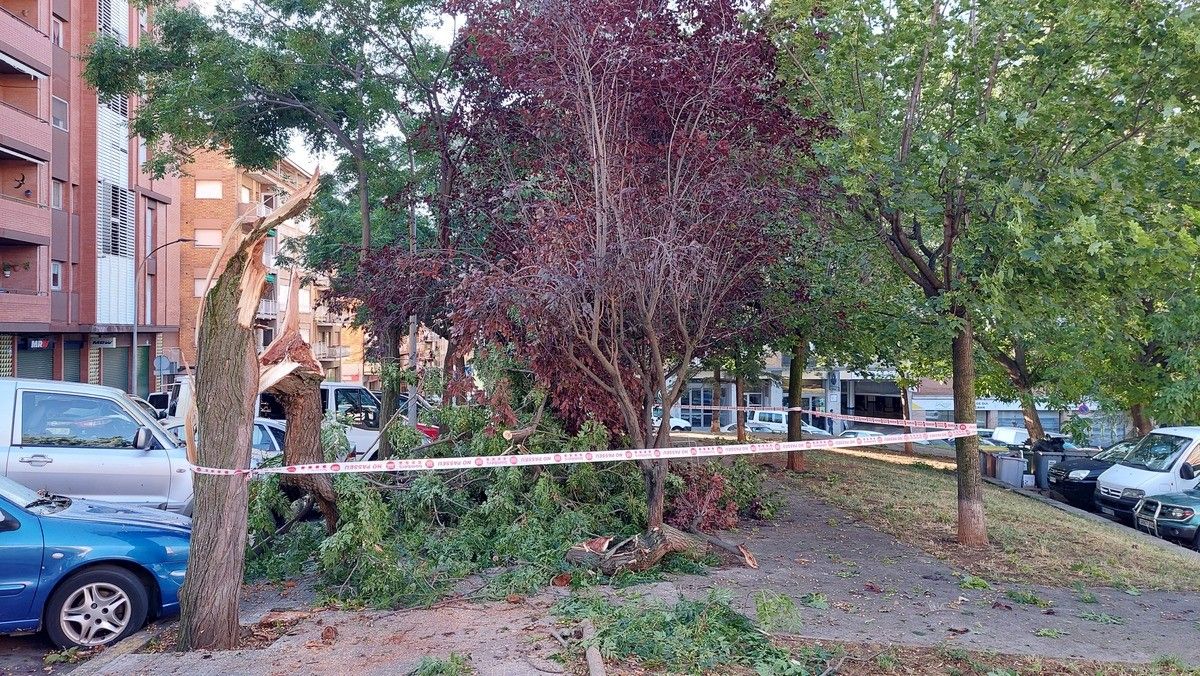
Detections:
0,378,193,514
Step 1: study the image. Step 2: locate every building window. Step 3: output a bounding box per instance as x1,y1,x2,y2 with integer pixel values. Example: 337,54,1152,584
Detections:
194,180,223,199
193,278,209,298
240,185,251,203
51,97,68,131
50,261,62,290
194,229,222,247
51,18,65,48
137,137,147,168
51,180,64,210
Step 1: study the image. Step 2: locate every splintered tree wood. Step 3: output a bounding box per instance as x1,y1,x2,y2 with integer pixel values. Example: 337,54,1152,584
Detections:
259,271,339,533
566,525,706,576
178,172,320,652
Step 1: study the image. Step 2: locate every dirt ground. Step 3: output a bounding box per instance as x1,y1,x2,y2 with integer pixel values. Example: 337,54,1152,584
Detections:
668,484,1200,665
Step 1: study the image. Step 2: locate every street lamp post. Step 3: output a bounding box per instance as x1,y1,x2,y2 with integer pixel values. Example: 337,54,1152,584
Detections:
131,237,194,395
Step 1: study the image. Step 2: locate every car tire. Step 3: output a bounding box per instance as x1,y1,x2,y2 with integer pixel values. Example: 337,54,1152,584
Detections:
44,565,149,649
671,426,683,431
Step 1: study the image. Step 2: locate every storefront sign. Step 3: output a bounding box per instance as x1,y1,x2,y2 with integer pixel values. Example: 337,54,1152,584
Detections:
90,336,117,349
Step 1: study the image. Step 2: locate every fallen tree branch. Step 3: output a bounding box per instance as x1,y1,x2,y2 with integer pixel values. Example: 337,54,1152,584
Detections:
684,526,758,569
581,619,606,676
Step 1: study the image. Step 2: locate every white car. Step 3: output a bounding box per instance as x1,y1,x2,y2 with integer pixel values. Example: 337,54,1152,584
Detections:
164,417,289,469
653,415,693,432
838,429,886,440
723,418,827,435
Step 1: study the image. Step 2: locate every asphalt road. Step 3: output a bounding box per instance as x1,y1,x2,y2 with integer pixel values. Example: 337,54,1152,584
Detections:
0,632,73,676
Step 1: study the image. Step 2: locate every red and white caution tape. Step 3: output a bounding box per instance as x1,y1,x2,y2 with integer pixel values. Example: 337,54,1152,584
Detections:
189,425,975,477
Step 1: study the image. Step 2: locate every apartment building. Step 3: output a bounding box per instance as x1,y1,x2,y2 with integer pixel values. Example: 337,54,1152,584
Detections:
175,150,362,382
0,0,182,396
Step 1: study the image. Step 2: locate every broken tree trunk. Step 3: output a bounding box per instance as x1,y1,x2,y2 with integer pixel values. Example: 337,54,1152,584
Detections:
565,525,705,576
259,269,339,533
178,171,321,652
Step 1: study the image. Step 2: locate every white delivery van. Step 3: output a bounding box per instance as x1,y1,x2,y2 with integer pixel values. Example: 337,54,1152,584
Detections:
1094,427,1200,523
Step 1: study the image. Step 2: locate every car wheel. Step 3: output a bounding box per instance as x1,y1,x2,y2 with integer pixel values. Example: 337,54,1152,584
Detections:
671,426,684,431
44,566,149,649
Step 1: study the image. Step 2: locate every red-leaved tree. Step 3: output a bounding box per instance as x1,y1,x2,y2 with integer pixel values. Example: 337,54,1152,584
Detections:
453,0,815,528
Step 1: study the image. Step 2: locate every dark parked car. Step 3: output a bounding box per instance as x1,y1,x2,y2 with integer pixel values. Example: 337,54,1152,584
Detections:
1048,437,1142,510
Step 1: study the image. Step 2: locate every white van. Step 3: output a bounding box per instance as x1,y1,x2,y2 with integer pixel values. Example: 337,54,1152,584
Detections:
1094,427,1200,523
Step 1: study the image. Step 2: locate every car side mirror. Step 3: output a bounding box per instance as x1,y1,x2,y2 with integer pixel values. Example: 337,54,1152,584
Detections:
134,426,154,450
1182,463,1196,481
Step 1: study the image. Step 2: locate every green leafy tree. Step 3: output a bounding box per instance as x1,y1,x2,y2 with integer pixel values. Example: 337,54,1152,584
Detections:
775,0,1200,545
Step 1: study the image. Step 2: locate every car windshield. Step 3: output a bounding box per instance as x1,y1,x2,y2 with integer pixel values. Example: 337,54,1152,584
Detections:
1095,439,1139,463
0,475,39,507
1118,433,1193,472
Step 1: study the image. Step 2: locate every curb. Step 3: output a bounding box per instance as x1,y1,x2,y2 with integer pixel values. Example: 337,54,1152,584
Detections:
69,619,175,676
981,475,1200,562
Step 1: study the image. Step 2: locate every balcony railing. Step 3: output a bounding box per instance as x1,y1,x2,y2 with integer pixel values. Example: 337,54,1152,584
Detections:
257,298,278,318
313,343,349,360
313,308,337,325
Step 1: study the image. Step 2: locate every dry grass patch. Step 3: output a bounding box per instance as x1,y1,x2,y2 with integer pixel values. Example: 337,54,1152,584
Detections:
776,639,1195,675
791,450,1200,591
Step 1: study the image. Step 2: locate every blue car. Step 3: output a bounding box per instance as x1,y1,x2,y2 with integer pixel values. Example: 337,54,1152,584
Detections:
0,475,190,648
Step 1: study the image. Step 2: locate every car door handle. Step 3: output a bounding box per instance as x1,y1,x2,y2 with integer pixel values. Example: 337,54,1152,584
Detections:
18,454,52,466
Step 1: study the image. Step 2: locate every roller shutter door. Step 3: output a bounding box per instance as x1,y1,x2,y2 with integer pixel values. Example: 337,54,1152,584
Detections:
100,347,130,391
16,347,53,379
63,344,82,382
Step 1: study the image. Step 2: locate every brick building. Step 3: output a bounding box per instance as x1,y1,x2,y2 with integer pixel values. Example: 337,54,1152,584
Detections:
0,0,182,396
174,150,363,383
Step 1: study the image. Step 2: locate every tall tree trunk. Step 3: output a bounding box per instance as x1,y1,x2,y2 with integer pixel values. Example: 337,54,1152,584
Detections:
376,325,403,459
179,255,258,652
786,339,806,471
178,174,319,651
951,312,988,547
1130,403,1152,436
900,385,914,456
644,460,667,528
356,138,370,259
709,365,722,434
735,370,747,443
1020,396,1046,442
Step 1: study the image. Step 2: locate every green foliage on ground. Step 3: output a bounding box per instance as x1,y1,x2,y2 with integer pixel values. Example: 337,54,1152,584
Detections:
554,589,833,674
244,403,778,609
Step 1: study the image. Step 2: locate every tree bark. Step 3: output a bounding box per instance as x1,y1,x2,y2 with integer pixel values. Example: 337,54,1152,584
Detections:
259,272,339,533
644,460,667,528
376,325,403,459
709,365,722,434
1020,396,1046,442
179,251,258,652
735,364,747,443
274,387,338,532
951,311,988,548
178,175,320,652
900,385,914,456
1130,403,1152,436
786,339,806,471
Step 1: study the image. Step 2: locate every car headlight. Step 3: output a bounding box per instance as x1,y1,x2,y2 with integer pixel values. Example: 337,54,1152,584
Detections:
1067,469,1091,480
1122,488,1145,499
1161,506,1195,521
